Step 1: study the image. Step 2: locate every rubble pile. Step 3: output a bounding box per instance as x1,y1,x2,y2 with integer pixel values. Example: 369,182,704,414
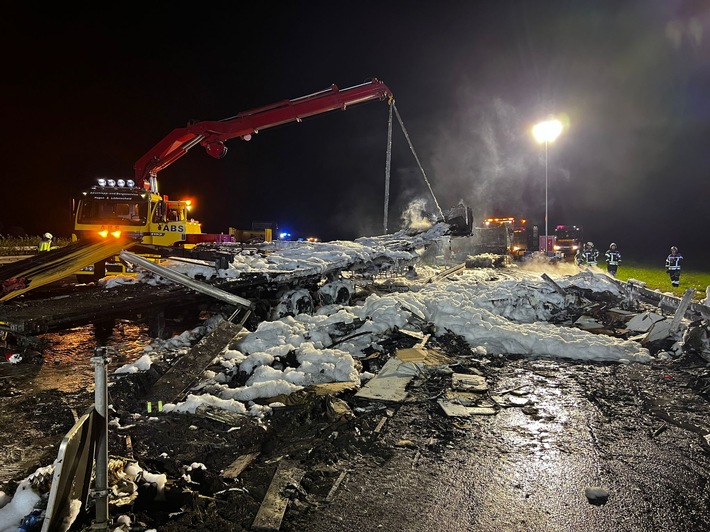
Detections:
2,252,710,531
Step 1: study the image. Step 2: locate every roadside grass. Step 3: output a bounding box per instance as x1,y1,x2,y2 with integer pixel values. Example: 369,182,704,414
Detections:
615,261,710,301
0,236,72,256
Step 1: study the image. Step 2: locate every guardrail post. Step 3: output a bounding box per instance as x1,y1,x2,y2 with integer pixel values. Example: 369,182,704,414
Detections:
90,347,110,530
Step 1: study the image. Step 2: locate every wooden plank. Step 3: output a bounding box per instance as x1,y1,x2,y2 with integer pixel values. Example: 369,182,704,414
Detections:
354,358,414,402
437,399,471,417
252,460,305,531
222,452,260,480
396,347,427,363
325,471,347,502
452,373,488,392
145,321,244,403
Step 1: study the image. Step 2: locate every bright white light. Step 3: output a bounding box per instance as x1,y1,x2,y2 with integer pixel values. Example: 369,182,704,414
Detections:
532,119,563,144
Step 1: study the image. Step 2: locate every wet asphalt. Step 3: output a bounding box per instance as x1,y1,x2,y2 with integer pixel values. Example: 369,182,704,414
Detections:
287,355,710,532
1,316,709,531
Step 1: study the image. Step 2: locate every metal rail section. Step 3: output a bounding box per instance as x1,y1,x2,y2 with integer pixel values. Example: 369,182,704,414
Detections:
119,250,253,310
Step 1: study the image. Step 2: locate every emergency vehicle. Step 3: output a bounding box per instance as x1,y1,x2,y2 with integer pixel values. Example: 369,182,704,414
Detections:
72,79,394,279
552,225,583,260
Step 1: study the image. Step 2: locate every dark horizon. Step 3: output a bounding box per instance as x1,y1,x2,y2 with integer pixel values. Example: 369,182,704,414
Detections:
2,1,709,267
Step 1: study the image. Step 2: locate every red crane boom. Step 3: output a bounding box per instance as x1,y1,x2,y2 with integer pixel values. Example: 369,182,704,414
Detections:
134,79,394,190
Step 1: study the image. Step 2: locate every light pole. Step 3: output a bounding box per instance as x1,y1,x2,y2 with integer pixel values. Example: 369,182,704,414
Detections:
532,119,563,255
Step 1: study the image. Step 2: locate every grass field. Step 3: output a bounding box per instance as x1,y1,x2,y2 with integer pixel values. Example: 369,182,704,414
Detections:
0,236,72,256
615,261,710,301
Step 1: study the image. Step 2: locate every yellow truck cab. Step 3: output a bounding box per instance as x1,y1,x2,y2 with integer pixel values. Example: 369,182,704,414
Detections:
73,178,201,279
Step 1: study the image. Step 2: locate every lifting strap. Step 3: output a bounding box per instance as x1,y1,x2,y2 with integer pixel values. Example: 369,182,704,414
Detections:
383,104,393,234
382,103,445,234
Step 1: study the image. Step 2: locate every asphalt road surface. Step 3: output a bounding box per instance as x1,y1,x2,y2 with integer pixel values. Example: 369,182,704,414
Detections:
2,326,709,531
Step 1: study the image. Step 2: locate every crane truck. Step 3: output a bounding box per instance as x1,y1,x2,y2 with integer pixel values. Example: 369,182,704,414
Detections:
72,79,394,279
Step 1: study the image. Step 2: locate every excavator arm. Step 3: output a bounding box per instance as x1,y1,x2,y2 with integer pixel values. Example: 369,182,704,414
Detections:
133,79,394,188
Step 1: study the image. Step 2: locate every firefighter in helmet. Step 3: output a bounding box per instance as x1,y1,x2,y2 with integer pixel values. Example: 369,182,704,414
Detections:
665,246,683,287
604,243,621,277
38,232,52,252
576,241,599,267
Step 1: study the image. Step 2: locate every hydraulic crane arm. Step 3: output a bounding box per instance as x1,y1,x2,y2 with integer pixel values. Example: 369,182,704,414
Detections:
133,79,394,188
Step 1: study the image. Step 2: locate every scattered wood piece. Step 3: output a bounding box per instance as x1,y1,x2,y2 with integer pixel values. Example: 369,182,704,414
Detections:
452,373,488,392
489,394,506,407
509,388,531,396
195,405,246,426
374,416,388,433
399,329,426,341
355,358,413,402
252,460,305,531
438,399,471,417
651,423,668,438
438,399,497,417
325,471,347,502
396,347,427,363
124,435,134,460
414,334,431,349
222,452,260,480
325,396,355,423
145,321,245,403
310,381,360,396
507,395,529,407
468,407,497,415
445,390,477,406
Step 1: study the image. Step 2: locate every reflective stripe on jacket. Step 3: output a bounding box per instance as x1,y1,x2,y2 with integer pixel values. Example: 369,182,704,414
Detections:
605,250,621,266
666,254,682,270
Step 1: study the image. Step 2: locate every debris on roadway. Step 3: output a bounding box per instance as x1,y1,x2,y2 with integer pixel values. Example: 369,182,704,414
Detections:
1,223,710,531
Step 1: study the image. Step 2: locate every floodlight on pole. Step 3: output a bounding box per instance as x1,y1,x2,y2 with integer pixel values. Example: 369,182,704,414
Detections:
532,118,563,255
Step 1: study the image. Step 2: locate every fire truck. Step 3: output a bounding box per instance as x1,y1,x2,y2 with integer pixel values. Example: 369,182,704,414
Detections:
481,217,531,257
73,79,394,279
441,211,532,262
552,225,583,260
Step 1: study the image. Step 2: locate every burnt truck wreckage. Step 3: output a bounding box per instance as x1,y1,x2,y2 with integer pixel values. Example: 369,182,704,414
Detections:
2,237,710,530
0,225,710,531
0,223,446,348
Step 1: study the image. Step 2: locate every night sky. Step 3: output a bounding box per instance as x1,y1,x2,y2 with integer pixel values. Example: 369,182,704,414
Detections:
3,1,709,265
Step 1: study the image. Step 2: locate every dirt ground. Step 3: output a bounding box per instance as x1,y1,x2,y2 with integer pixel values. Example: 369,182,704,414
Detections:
2,322,710,531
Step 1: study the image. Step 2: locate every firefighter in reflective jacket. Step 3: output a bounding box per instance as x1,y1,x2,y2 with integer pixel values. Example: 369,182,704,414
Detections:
665,246,683,287
604,243,621,277
38,232,52,252
576,241,599,267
